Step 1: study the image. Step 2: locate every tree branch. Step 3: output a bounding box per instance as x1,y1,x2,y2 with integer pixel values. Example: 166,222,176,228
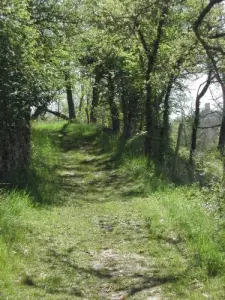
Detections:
197,70,213,99
46,109,69,120
136,3,169,63
209,32,225,39
32,106,69,120
193,0,224,33
201,111,222,118
198,124,221,129
151,4,169,60
137,28,150,55
193,0,225,86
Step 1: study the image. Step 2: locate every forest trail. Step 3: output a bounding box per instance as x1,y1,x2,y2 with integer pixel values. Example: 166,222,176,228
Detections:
11,125,185,299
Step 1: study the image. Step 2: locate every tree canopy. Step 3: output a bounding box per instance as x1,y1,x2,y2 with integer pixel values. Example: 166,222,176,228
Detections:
0,0,225,180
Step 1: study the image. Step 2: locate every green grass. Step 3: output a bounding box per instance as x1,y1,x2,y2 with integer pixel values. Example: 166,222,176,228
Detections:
0,190,33,293
26,121,63,204
0,121,224,299
31,120,68,132
146,187,225,274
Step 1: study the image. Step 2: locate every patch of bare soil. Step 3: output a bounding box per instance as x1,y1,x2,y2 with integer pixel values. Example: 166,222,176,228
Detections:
92,249,163,300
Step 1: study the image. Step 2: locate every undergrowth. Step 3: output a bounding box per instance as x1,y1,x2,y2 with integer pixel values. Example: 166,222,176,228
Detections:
97,125,225,279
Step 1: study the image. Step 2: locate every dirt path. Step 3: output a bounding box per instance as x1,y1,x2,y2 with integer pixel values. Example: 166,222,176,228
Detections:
13,130,179,299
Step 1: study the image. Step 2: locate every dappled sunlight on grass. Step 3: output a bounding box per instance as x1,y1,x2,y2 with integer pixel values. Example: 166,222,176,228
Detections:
26,125,62,205
0,122,225,299
32,120,68,132
0,190,34,294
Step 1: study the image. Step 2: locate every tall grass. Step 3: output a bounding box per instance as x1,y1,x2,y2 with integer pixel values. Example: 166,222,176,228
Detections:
98,126,225,278
145,187,225,277
0,121,65,292
0,190,32,290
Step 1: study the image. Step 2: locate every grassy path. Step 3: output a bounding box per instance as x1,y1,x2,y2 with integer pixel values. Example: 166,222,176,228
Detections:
2,123,225,299
24,126,169,299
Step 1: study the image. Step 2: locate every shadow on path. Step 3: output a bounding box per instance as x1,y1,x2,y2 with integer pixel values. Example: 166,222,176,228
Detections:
54,125,145,207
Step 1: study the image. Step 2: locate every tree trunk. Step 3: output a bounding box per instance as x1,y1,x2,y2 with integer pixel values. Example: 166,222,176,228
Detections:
90,73,101,123
32,105,47,120
85,107,90,124
108,74,120,133
121,79,132,138
145,67,154,156
65,73,76,120
79,84,84,113
218,75,225,155
190,72,212,164
159,76,174,162
122,102,132,139
0,98,30,182
137,5,169,157
173,123,183,173
193,0,224,154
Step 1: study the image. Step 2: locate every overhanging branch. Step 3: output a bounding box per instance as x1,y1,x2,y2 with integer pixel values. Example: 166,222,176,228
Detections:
46,109,69,120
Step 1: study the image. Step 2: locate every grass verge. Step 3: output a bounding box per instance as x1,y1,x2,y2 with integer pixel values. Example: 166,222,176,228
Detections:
0,121,65,296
